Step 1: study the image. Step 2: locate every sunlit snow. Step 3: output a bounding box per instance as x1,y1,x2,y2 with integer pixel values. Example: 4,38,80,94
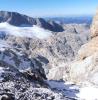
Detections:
77,86,98,100
47,80,98,100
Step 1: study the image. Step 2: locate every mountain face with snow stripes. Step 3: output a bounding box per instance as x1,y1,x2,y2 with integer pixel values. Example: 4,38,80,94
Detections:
0,11,64,32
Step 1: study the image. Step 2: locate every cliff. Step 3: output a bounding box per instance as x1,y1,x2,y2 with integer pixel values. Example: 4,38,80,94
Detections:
68,9,98,85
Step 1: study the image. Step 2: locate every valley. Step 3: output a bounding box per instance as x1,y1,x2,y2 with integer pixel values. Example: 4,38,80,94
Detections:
0,11,97,100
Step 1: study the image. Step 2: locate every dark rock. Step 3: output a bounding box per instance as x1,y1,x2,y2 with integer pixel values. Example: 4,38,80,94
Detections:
48,20,64,32
0,11,36,26
0,93,15,100
35,18,64,32
36,55,49,64
0,47,47,84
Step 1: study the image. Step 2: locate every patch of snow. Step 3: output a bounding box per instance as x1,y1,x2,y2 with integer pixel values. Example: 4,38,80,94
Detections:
47,80,79,99
0,51,31,72
90,72,98,85
0,22,52,39
0,40,9,48
32,25,52,39
77,86,98,100
47,80,98,100
47,67,64,80
70,55,93,82
47,63,68,80
48,80,79,90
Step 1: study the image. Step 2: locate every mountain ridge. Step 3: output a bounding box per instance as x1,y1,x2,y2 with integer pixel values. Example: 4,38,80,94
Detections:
0,11,64,32
46,16,92,24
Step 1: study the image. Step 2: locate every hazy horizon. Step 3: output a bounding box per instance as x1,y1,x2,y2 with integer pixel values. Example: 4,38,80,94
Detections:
0,0,98,17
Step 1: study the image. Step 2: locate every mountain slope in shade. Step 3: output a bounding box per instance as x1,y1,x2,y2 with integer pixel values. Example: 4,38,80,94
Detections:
0,11,64,32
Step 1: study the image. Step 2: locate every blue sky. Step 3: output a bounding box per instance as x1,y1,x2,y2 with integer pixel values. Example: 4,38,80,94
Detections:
0,0,98,17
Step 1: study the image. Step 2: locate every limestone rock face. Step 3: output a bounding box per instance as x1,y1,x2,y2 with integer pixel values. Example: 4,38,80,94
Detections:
69,53,98,84
78,10,98,60
91,9,98,38
78,36,98,60
69,9,98,85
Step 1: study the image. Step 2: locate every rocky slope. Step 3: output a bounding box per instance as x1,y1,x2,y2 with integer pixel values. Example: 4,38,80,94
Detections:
0,41,73,100
0,42,46,99
0,23,90,76
67,9,98,86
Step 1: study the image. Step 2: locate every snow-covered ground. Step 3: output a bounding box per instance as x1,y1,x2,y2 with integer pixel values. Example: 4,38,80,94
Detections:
0,40,9,48
47,80,98,100
0,22,52,39
77,86,98,100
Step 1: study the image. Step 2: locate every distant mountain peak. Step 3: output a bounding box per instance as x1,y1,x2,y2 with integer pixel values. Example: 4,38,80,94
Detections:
0,11,64,32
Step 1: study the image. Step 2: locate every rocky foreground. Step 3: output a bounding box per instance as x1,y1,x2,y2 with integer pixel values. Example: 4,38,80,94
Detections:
0,41,77,100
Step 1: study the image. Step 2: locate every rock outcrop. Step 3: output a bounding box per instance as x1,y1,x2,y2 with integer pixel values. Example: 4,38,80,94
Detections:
68,9,98,85
0,46,47,83
78,9,98,60
91,9,98,38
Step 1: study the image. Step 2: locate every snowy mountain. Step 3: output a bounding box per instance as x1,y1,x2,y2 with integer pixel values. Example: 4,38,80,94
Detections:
0,11,64,32
0,10,98,100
